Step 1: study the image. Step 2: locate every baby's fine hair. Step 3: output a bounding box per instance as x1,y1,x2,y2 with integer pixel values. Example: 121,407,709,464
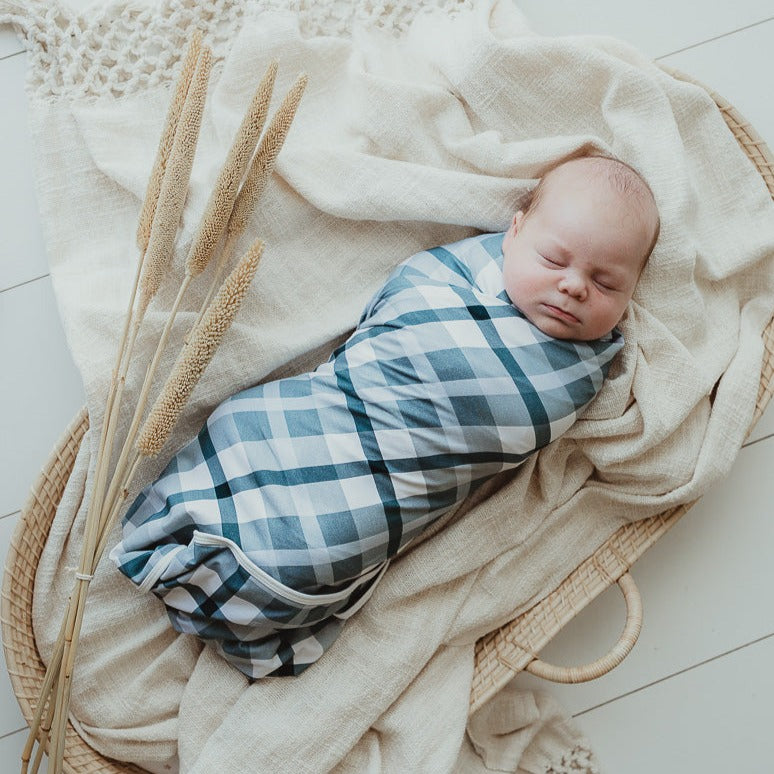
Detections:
521,152,661,266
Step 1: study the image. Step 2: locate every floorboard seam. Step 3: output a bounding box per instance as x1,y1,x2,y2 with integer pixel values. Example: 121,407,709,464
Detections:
0,725,27,741
655,15,774,60
0,273,50,295
572,630,774,718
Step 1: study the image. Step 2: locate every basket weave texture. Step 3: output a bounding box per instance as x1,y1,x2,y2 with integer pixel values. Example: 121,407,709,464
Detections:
2,65,773,772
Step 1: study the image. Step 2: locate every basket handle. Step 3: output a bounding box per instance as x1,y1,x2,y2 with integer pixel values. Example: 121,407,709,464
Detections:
524,572,643,683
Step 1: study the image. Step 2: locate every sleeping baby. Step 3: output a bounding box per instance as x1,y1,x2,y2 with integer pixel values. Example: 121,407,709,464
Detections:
109,153,660,678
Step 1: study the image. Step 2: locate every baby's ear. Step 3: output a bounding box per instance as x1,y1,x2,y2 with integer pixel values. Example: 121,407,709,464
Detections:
512,210,525,232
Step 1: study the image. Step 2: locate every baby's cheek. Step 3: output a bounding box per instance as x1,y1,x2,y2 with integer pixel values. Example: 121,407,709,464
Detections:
600,297,628,330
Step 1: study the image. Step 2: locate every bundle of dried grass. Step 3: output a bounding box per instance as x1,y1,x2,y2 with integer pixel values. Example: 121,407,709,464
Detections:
20,31,307,774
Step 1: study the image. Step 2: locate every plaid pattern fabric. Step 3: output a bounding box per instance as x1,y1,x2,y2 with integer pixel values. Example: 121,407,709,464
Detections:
109,231,624,678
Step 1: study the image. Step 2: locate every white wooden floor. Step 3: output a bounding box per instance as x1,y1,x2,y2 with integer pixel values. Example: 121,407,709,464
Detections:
1,2,773,772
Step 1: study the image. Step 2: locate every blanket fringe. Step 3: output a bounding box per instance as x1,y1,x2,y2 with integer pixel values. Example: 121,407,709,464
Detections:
0,0,473,101
544,742,601,774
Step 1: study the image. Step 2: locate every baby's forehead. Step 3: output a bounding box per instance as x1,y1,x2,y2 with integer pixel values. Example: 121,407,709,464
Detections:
545,159,622,195
545,158,657,214
537,169,635,223
542,162,657,241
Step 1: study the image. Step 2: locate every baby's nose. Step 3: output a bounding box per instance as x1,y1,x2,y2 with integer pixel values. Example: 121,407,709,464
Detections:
558,271,587,299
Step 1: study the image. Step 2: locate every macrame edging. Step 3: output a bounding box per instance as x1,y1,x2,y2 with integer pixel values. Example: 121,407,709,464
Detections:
0,0,473,101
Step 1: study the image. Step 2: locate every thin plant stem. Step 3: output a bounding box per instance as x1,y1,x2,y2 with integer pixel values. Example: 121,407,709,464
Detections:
21,633,60,772
100,275,192,529
30,732,48,774
101,249,145,470
51,575,90,772
27,694,54,774
139,276,194,404
21,605,68,770
49,660,68,773
96,454,142,560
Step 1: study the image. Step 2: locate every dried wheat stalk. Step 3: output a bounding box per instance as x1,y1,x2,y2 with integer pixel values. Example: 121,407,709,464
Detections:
137,48,213,317
195,71,308,325
114,27,203,381
96,43,214,542
31,40,215,774
21,32,307,774
21,31,211,774
186,60,278,277
97,28,205,540
136,30,204,255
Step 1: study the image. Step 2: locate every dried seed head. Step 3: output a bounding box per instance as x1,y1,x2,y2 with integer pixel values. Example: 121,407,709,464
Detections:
185,61,279,278
137,45,213,318
136,29,203,254
136,239,264,456
228,72,308,238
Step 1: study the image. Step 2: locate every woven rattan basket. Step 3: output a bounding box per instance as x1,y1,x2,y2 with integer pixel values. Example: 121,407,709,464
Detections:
3,65,773,772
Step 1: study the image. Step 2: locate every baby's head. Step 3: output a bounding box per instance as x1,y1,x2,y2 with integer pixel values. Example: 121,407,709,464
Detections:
502,154,660,341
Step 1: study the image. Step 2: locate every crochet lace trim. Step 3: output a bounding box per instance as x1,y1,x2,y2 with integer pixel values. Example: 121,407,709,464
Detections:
545,742,601,774
0,0,472,100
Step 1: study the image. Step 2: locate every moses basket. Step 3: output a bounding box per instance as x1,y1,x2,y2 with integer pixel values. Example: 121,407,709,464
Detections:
3,65,773,772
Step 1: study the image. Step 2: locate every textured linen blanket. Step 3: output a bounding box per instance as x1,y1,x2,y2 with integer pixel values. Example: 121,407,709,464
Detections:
109,231,623,680
3,0,774,772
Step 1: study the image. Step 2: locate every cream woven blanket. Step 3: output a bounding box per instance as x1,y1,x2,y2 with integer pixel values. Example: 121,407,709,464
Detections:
3,0,774,771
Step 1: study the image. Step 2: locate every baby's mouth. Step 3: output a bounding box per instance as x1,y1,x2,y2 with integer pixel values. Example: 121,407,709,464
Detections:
542,303,580,324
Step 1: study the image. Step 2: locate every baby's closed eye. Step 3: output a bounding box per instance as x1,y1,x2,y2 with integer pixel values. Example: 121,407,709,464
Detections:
594,278,617,291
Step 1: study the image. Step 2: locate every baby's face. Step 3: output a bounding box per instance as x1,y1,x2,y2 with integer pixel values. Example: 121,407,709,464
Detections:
502,165,653,341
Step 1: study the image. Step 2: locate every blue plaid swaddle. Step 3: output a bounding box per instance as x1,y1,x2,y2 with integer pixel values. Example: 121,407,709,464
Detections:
109,231,624,678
